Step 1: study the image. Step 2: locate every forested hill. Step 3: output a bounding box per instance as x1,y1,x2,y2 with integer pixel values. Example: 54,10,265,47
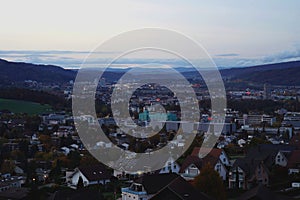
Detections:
1,58,300,86
0,58,76,84
220,60,300,85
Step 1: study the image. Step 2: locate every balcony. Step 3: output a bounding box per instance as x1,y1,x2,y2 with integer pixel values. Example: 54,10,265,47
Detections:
121,187,147,195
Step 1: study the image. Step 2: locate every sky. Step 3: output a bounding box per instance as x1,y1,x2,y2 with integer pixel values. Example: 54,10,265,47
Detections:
0,0,300,68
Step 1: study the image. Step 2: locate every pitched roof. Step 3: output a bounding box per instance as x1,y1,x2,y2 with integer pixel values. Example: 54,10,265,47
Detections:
233,158,263,178
191,147,222,158
236,185,292,200
53,188,105,200
150,176,213,200
287,150,300,168
179,156,202,173
233,144,295,178
0,187,29,200
78,164,111,182
280,150,292,159
135,173,179,194
202,154,220,167
290,134,300,148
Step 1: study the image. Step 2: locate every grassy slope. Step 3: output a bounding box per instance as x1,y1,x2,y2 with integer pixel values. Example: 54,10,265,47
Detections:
0,98,52,115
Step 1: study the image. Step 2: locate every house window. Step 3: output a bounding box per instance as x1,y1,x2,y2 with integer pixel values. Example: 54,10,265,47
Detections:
137,185,142,191
189,168,199,176
168,162,172,171
216,165,221,172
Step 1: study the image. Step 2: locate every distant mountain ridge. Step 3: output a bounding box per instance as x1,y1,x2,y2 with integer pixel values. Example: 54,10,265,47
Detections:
0,58,300,86
0,58,76,84
220,60,300,85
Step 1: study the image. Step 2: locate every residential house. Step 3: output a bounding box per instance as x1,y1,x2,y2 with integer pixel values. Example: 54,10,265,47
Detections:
229,158,269,189
180,147,228,181
66,164,111,188
282,112,300,129
0,187,29,200
42,113,66,125
150,175,213,200
236,185,292,200
275,150,291,167
158,156,180,174
192,147,230,167
179,156,202,181
52,188,105,200
203,154,227,181
290,134,300,148
228,144,295,189
121,173,179,200
0,174,22,192
287,150,300,174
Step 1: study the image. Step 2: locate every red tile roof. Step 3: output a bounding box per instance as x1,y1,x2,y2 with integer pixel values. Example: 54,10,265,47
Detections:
202,155,220,167
290,134,300,148
179,155,202,173
191,147,222,158
287,150,300,168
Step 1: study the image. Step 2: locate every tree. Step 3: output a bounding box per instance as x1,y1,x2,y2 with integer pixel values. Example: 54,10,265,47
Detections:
26,160,37,184
1,160,15,174
39,134,52,151
49,159,62,184
10,150,25,162
77,176,84,189
67,151,81,168
247,137,270,148
193,163,226,200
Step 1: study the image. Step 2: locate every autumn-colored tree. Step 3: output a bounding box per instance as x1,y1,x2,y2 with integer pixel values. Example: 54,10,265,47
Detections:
1,160,15,174
247,137,270,148
34,152,53,161
38,134,52,151
193,163,226,200
10,150,26,162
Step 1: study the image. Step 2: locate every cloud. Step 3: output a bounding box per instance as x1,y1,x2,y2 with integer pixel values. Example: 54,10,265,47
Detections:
0,50,122,68
262,47,300,63
0,51,190,69
0,50,118,55
215,53,240,57
1,47,300,69
215,46,300,68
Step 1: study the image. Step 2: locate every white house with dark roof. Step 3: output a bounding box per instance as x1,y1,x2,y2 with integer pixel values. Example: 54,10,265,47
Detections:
66,164,111,189
179,147,228,181
158,156,180,174
275,150,291,167
179,155,202,181
121,173,179,200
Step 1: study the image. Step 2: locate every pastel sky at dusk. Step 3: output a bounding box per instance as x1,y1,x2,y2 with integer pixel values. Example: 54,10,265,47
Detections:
0,0,299,68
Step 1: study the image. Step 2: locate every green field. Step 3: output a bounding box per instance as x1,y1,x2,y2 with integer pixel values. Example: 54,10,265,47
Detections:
0,98,52,115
